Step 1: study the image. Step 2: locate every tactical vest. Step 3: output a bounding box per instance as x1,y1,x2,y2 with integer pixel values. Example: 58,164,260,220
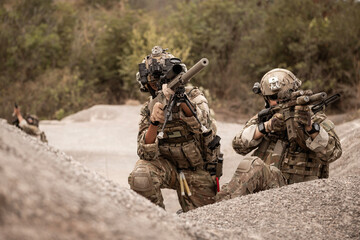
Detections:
157,103,206,169
253,133,322,184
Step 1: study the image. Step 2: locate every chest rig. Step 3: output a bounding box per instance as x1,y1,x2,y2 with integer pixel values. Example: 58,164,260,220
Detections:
253,132,321,184
158,105,204,170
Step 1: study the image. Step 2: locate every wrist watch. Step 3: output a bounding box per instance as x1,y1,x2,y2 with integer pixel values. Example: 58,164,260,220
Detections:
258,122,267,135
307,122,320,134
150,120,160,126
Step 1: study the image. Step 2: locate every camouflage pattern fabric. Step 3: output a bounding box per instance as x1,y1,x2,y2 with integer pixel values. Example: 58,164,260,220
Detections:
128,157,216,211
216,157,286,201
233,111,341,172
129,87,218,211
218,109,342,201
19,119,48,143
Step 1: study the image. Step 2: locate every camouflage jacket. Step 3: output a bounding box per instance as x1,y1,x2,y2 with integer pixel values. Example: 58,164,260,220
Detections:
19,119,48,143
137,87,218,169
232,111,342,180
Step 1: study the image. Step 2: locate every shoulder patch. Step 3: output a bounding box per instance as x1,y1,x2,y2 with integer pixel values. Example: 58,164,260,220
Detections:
320,119,335,132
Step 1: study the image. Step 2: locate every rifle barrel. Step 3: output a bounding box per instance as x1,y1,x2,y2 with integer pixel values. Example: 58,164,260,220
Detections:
168,58,209,89
311,94,340,114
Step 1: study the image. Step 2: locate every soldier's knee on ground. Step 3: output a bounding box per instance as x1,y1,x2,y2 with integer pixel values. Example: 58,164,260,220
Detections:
268,165,287,187
235,156,264,173
128,165,156,198
216,157,264,201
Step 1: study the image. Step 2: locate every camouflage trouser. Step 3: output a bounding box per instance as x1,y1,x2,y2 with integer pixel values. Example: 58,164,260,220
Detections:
128,156,216,212
216,157,286,201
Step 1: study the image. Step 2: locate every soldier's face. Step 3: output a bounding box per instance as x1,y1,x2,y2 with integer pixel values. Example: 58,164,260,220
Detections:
269,99,278,106
266,94,278,106
148,81,158,91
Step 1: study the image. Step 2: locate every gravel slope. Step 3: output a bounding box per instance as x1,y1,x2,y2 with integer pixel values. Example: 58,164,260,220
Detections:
0,120,217,240
0,106,359,239
182,176,360,239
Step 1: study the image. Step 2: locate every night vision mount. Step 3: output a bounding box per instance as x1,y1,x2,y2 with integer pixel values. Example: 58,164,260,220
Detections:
138,58,183,92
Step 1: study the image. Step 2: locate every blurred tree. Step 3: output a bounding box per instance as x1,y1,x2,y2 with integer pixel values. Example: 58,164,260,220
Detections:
0,0,359,120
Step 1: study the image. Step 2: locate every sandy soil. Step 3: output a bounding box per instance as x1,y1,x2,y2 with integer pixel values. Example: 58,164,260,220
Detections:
0,104,359,239
40,105,246,213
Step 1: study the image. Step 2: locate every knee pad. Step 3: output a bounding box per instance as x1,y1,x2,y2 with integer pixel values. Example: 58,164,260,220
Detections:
236,157,264,173
128,166,154,193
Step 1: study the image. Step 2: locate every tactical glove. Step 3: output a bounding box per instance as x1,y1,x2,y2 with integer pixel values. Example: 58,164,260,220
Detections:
294,105,311,127
150,102,165,123
162,84,175,101
266,113,286,133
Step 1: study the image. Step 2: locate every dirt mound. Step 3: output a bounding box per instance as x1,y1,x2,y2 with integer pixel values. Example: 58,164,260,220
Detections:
181,118,360,239
0,120,215,240
182,176,360,239
61,105,141,123
330,119,360,178
1,114,359,239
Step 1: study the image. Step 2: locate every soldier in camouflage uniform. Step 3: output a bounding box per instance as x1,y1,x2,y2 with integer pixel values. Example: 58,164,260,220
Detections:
13,106,48,143
217,68,342,201
128,46,222,212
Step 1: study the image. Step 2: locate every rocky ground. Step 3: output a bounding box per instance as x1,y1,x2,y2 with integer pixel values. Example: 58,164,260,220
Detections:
0,105,359,239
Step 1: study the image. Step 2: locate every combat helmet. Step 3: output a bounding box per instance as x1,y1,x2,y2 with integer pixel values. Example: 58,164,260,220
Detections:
26,114,39,127
260,68,301,96
136,46,186,96
252,68,302,107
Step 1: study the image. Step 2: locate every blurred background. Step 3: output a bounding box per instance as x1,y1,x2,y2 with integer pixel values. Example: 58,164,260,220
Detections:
0,0,359,121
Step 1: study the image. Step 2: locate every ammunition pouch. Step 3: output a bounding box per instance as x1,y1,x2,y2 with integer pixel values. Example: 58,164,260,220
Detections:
159,139,204,169
281,152,322,180
182,140,204,168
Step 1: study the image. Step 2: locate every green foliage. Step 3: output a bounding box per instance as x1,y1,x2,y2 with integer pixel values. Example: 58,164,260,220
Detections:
259,0,360,110
0,0,359,121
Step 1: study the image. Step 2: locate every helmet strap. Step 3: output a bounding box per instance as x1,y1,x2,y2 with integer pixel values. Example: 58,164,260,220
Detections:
147,84,157,98
264,96,270,108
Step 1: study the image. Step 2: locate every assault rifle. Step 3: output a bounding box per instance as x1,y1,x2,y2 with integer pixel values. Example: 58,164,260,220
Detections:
257,89,340,149
148,58,209,138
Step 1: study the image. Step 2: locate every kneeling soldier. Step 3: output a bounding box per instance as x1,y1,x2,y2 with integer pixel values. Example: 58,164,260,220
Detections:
217,68,342,200
128,46,222,212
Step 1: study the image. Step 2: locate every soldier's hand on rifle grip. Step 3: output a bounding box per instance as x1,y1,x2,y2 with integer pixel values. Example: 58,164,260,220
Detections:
150,102,165,124
266,113,286,133
162,84,175,101
294,105,311,127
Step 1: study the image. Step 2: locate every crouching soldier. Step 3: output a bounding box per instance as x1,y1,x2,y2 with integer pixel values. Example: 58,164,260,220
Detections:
128,46,222,212
217,68,342,201
13,105,48,143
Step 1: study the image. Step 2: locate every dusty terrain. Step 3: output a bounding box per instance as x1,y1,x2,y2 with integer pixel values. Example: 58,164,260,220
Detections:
39,105,244,212
0,104,359,239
